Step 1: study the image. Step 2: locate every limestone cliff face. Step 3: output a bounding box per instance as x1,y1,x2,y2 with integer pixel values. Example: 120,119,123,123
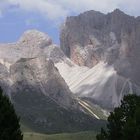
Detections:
0,30,52,65
60,9,140,86
10,57,76,108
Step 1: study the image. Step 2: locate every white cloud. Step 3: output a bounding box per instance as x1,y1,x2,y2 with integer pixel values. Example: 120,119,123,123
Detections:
7,0,69,20
0,0,9,12
2,0,140,21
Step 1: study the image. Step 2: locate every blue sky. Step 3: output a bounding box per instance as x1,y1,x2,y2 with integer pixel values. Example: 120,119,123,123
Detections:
0,4,60,44
0,0,140,44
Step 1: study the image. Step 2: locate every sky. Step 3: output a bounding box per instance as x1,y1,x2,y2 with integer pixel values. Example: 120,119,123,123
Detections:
0,0,140,44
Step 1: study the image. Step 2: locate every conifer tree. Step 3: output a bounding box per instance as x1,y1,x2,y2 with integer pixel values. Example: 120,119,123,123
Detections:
0,87,23,140
97,94,140,140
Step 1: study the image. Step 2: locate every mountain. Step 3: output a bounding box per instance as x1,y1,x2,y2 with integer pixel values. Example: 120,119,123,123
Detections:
0,30,105,133
0,8,140,133
0,30,52,65
60,9,140,109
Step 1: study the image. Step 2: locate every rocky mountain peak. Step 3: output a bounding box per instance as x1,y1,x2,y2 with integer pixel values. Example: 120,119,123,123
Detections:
60,9,140,79
111,8,125,15
58,9,140,109
18,29,52,48
0,30,55,65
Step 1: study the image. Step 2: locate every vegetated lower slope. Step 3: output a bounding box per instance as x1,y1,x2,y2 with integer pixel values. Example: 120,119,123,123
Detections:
23,131,97,140
21,120,99,140
14,90,105,134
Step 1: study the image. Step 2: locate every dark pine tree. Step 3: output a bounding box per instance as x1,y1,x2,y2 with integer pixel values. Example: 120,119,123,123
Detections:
96,94,140,140
0,87,23,140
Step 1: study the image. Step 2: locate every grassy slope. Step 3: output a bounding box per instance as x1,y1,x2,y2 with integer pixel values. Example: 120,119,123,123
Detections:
21,122,33,133
24,131,97,140
22,121,98,140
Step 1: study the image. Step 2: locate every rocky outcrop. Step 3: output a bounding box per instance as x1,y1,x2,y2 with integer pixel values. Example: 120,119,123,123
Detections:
0,29,73,67
10,56,76,108
18,30,52,48
0,30,52,65
60,9,140,87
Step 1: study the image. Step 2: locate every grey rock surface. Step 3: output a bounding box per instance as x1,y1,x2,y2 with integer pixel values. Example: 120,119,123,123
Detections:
60,9,140,86
59,9,140,109
10,56,76,108
0,30,52,65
